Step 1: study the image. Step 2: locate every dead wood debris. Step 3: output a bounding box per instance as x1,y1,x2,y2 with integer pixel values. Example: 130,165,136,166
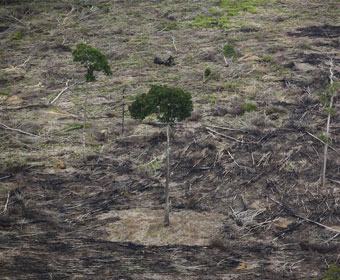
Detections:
153,55,175,66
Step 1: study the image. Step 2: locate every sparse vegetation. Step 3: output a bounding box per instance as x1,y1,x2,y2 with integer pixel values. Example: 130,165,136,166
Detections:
10,30,23,41
191,0,271,29
258,54,273,63
1,0,340,279
241,102,258,113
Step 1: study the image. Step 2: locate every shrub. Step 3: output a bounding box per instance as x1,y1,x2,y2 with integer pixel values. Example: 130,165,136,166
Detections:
241,102,258,113
222,43,237,59
204,67,212,78
258,54,273,63
10,30,23,41
320,265,340,280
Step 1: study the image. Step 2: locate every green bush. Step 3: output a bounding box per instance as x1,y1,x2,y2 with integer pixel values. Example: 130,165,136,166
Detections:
320,265,340,280
258,54,273,63
10,30,23,41
204,67,212,78
160,21,178,31
222,43,237,59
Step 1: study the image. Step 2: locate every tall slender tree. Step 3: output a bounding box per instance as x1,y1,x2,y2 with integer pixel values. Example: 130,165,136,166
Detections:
72,43,112,161
129,85,193,226
321,59,339,188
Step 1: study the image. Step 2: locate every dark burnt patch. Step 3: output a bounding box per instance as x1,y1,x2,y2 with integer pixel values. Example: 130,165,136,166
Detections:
303,53,327,65
0,26,9,32
53,44,72,52
288,24,340,38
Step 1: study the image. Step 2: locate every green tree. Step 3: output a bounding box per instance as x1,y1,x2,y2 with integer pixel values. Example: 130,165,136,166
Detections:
129,85,193,226
72,43,112,161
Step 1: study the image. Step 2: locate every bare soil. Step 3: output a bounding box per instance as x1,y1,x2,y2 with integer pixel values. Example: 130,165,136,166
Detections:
0,0,340,279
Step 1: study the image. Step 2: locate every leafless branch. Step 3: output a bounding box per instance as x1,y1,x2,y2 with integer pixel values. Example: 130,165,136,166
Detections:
3,11,25,26
205,127,244,143
49,80,84,105
1,191,10,215
18,55,31,68
171,36,178,52
306,131,339,154
0,122,42,138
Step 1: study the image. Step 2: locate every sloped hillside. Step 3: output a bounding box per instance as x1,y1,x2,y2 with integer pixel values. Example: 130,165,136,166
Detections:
0,0,340,279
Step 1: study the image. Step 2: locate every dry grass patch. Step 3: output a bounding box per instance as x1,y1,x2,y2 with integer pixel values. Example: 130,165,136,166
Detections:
100,208,224,246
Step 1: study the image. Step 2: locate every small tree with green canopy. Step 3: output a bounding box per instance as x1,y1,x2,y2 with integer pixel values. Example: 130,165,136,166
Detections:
72,43,112,161
129,85,193,226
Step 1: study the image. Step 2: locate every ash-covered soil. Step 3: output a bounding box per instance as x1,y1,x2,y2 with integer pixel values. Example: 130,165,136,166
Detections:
0,0,340,279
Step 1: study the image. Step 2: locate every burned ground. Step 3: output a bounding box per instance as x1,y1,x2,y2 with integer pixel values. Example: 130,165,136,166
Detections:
0,0,340,279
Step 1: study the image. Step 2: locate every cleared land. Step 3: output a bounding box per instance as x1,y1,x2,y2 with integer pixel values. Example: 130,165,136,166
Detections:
0,0,340,279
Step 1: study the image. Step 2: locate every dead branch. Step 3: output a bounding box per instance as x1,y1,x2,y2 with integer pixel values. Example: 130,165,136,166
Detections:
227,150,252,171
49,79,84,105
270,197,340,233
205,127,244,143
171,36,177,52
325,233,340,243
3,11,26,26
223,55,229,67
1,191,10,215
0,104,48,111
18,55,31,68
206,124,245,132
306,131,339,154
0,175,12,181
0,122,42,138
328,179,340,185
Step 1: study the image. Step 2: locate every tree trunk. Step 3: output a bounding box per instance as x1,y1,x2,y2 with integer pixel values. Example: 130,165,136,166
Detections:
321,95,334,188
164,123,170,227
82,84,88,162
121,89,125,135
321,60,335,188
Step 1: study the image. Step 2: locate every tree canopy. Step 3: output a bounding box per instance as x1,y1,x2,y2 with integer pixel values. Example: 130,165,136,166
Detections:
129,85,193,123
72,43,112,82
